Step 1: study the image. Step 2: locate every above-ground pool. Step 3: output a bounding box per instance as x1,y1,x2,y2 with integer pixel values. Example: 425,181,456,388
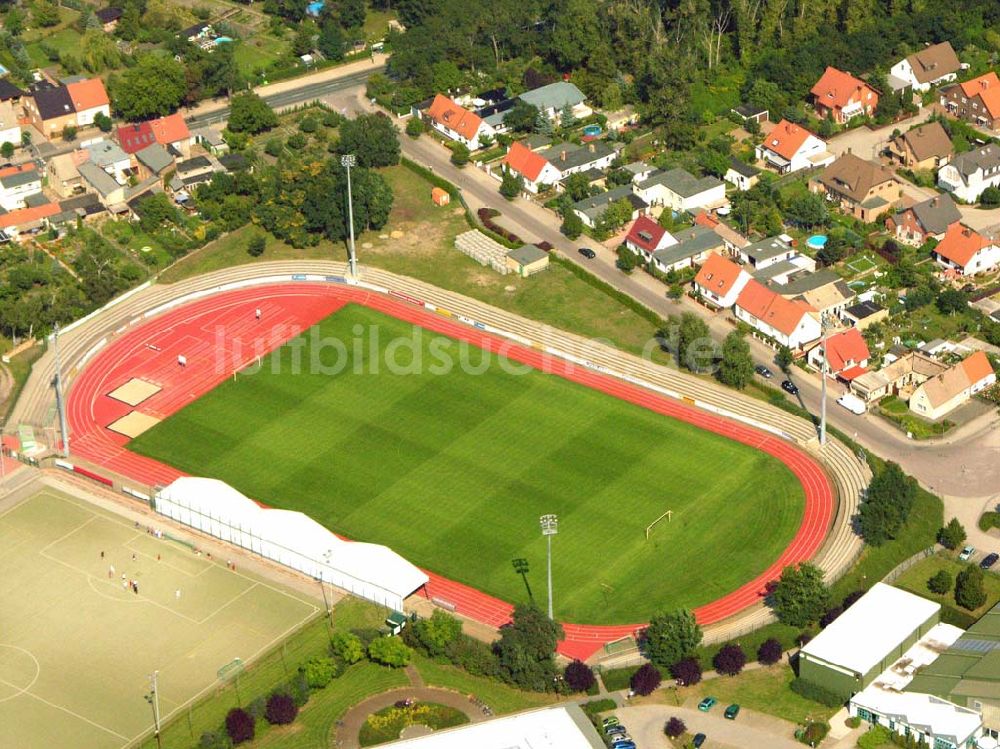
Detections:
806,235,828,250
582,124,602,137
214,36,233,44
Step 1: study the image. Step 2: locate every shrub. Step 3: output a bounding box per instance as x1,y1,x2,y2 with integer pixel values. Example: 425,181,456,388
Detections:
287,133,307,150
247,234,266,257
225,707,255,744
302,656,336,689
799,721,829,745
580,698,616,719
265,693,298,725
938,518,967,550
444,634,500,677
630,663,662,696
928,569,953,595
405,117,424,137
789,678,844,707
842,590,865,609
664,716,686,738
564,660,596,692
368,636,412,667
846,716,861,729
331,631,365,664
669,657,702,686
712,644,746,676
1,142,13,159
819,606,843,628
299,116,318,133
857,726,893,749
477,207,523,245
978,512,1000,532
955,564,987,610
199,730,231,749
757,638,783,666
450,142,470,167
410,610,463,658
264,137,283,157
247,696,267,721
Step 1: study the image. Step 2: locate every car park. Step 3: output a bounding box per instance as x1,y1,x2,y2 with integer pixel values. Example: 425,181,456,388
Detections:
725,703,741,720
755,365,773,378
781,379,799,395
981,553,998,570
960,545,975,561
698,696,717,711
693,733,707,748
579,247,596,259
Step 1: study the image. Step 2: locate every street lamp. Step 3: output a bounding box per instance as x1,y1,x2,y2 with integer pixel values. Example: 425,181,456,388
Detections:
539,514,558,620
340,154,358,279
819,313,832,446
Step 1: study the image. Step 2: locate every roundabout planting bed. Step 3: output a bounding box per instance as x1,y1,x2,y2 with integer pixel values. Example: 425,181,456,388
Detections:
358,701,469,746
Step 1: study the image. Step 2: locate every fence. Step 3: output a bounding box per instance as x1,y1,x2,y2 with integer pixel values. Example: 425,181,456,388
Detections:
880,546,937,585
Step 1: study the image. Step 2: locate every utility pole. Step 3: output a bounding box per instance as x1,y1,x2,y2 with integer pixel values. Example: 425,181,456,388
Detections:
146,671,162,749
52,324,70,457
820,314,830,446
539,514,558,620
341,154,358,279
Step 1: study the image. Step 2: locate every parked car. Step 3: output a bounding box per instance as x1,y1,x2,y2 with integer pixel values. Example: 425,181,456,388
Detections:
725,703,741,720
837,393,867,415
981,552,999,570
611,736,633,746
698,696,718,711
611,741,635,749
755,364,773,378
602,717,620,728
781,379,799,395
579,247,596,259
693,733,707,748
960,545,975,561
606,725,627,737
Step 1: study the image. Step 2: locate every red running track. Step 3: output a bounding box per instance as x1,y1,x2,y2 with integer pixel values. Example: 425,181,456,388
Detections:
66,283,834,661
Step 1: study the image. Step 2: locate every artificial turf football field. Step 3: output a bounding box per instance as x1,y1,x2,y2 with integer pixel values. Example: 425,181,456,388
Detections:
129,304,805,624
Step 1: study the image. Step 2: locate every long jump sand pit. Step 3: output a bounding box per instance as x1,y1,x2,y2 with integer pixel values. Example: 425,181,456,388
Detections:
107,411,161,438
107,378,162,407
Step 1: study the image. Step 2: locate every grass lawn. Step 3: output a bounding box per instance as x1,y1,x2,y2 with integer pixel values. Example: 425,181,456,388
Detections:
412,655,556,714
876,395,955,440
363,9,397,41
679,665,837,726
234,34,289,79
129,304,806,624
25,26,83,68
892,554,1000,621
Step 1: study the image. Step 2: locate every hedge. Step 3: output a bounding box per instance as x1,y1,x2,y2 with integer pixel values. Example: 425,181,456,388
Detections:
979,512,1000,532
550,254,670,330
477,208,522,247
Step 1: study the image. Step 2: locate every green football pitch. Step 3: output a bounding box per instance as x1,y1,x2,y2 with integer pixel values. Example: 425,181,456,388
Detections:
130,304,805,624
0,488,319,749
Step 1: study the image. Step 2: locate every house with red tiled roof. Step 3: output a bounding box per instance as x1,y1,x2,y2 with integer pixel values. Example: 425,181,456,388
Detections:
25,77,109,138
734,279,821,349
755,119,833,174
426,94,495,150
810,67,879,124
66,78,110,127
500,141,561,193
931,222,1000,276
693,252,752,309
150,112,193,156
117,121,156,154
624,215,676,263
807,328,870,376
0,202,60,238
940,72,1000,131
909,351,996,420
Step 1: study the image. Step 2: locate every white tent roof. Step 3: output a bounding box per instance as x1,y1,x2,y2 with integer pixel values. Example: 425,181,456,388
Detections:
326,540,428,601
160,477,257,520
802,583,940,676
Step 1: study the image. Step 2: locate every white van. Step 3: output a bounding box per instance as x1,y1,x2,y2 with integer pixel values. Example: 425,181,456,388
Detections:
837,393,867,415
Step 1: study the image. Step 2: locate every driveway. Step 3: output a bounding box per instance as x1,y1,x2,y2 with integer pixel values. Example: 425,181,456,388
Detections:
826,108,932,161
615,703,804,749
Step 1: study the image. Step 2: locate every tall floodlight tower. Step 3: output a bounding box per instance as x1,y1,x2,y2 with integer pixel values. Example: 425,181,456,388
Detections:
539,514,558,620
53,324,70,457
341,154,358,278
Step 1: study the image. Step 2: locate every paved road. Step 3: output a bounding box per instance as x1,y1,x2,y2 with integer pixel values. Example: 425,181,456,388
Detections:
615,703,804,749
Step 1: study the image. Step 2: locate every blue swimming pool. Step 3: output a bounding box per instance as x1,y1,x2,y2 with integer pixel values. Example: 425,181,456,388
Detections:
582,124,602,137
806,234,828,250
214,36,233,44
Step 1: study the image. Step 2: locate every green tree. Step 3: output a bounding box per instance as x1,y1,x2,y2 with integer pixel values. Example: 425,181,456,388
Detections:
677,312,713,373
410,610,462,657
450,142,470,167
0,142,13,159
301,656,337,688
548,0,603,69
4,8,26,36
595,197,632,234
405,117,424,138
494,604,564,692
563,172,592,203
504,101,539,133
772,563,829,627
858,462,916,546
318,22,345,60
784,192,829,228
112,55,187,120
81,28,122,72
337,113,400,168
136,193,178,232
776,345,794,373
559,103,577,130
955,565,987,611
338,0,366,28
718,331,754,389
936,288,967,315
228,92,279,134
93,112,113,133
331,631,365,664
500,169,523,200
616,246,637,273
368,636,412,667
62,125,77,141
560,208,583,239
292,23,316,56
927,569,952,595
980,186,1000,207
32,0,60,27
643,609,702,669
247,234,267,257
937,518,967,550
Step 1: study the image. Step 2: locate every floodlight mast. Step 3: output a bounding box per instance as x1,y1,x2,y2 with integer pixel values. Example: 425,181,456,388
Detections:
341,154,358,278
539,514,558,620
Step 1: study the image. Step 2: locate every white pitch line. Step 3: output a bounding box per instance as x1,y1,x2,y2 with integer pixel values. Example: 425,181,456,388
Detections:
0,676,128,741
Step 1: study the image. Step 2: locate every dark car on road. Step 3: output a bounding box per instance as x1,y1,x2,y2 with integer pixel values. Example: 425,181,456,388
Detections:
781,379,799,395
981,552,999,570
579,247,596,259
755,365,773,378
693,733,707,748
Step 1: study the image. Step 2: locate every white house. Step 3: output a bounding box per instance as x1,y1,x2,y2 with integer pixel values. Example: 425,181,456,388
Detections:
736,235,797,270
692,252,752,308
807,327,870,376
537,140,616,178
909,351,996,421
735,279,821,349
650,225,725,274
724,158,760,191
517,81,589,122
938,144,1000,204
755,119,833,174
932,222,1000,277
500,142,562,193
66,77,110,128
0,99,20,147
623,215,676,263
889,42,961,93
426,94,496,151
633,168,726,213
0,163,42,211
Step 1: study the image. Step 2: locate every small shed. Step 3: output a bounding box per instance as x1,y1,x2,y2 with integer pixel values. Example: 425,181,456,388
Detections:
505,244,549,277
431,187,450,206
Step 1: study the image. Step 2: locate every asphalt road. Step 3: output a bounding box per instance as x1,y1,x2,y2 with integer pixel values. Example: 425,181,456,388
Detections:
615,703,805,749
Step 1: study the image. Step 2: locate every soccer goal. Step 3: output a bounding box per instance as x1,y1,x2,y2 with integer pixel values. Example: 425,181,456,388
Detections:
645,510,672,541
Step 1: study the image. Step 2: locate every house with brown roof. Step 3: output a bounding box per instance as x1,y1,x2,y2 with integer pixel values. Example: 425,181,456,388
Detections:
734,279,822,349
426,94,495,150
931,222,1000,277
940,72,1000,131
909,351,996,420
693,252,752,309
809,153,903,222
46,151,85,198
886,194,962,247
24,77,109,137
850,351,948,403
810,67,879,124
890,42,961,93
887,122,952,170
754,119,833,174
